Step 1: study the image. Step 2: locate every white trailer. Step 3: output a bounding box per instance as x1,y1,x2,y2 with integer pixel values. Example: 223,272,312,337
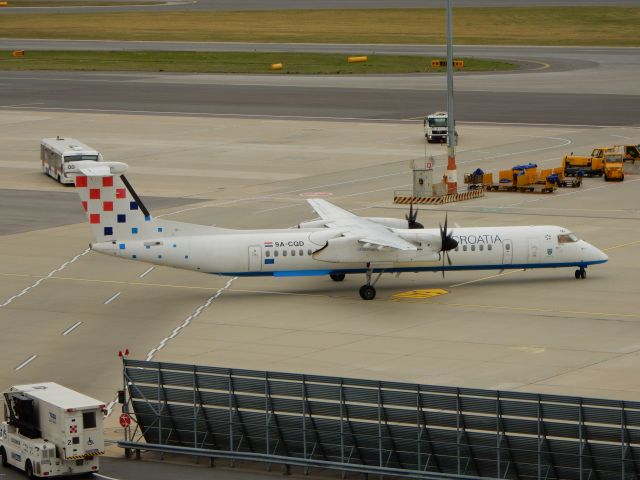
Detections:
41,137,103,185
1,383,105,478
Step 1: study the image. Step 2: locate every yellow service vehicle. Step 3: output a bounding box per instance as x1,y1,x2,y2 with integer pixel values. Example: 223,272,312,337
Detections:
603,153,624,181
602,145,640,174
563,149,605,177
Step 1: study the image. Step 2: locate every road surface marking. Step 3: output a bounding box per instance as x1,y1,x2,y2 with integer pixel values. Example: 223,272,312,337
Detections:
103,292,122,305
138,266,155,278
603,239,640,252
0,248,90,308
449,269,524,288
15,354,37,371
392,289,448,300
62,321,83,336
145,277,237,361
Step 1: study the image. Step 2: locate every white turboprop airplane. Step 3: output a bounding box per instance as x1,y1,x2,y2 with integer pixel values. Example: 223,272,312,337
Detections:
73,162,608,300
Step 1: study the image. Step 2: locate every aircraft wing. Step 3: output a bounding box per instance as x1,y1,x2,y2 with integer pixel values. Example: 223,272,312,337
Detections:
307,199,417,251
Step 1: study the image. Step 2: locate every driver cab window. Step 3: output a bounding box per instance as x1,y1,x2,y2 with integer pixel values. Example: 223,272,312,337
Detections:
558,233,578,243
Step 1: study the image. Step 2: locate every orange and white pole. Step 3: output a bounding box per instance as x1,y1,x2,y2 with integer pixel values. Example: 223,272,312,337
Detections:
445,0,457,195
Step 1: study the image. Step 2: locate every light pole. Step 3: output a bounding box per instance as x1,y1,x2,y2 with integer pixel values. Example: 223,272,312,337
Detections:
445,0,457,194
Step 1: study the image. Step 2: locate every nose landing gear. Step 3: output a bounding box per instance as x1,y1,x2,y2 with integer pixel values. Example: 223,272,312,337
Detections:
574,268,586,279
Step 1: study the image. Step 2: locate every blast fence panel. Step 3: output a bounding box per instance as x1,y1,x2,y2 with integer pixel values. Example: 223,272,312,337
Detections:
123,359,640,479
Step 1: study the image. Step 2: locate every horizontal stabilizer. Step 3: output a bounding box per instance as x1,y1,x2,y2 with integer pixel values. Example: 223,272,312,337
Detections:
76,161,128,177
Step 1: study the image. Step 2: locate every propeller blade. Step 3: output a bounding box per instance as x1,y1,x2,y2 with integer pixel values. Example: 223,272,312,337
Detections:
446,251,453,266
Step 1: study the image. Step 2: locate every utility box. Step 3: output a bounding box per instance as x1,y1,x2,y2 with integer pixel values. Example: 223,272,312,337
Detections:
413,169,433,197
433,182,448,197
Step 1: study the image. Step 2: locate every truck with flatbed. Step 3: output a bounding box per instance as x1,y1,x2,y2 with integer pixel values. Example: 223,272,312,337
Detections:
563,148,606,177
1,383,105,478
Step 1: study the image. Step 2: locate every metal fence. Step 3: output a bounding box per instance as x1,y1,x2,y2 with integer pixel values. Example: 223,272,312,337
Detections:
121,359,640,479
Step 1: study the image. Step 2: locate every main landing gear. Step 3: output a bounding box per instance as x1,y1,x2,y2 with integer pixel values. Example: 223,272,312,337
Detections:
574,267,586,279
359,264,383,300
330,273,346,282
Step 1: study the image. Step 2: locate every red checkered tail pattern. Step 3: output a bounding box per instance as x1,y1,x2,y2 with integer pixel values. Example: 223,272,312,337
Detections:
74,161,164,243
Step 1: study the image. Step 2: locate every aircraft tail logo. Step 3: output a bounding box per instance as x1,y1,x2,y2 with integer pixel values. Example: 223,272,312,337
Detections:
74,161,162,243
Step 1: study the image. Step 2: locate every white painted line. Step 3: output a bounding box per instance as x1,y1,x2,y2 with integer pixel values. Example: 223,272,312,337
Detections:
0,105,416,123
15,354,37,371
138,266,155,278
611,134,632,140
93,473,122,480
0,248,90,308
103,292,122,305
62,321,83,336
145,277,236,361
449,269,525,288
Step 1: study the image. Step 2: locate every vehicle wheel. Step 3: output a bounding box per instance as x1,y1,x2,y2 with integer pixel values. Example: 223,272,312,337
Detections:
580,269,586,279
575,269,581,279
621,175,625,181
1,447,7,467
25,460,34,479
359,285,376,300
57,174,62,183
426,136,433,143
604,175,609,182
330,273,346,282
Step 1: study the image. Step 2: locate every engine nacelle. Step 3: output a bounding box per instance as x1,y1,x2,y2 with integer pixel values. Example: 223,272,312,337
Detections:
298,220,329,229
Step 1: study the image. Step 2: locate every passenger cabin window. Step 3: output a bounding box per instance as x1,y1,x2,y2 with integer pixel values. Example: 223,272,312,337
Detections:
282,250,287,257
274,251,279,257
64,154,99,162
471,245,476,252
83,411,96,429
463,245,468,252
265,250,271,257
299,249,304,256
291,250,296,256
479,245,484,251
307,249,313,256
488,244,492,251
558,233,578,244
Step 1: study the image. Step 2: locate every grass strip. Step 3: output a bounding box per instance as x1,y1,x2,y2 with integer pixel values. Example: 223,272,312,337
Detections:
0,7,639,45
0,51,517,74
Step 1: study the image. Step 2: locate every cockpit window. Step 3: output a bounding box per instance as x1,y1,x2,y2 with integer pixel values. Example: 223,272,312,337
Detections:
558,233,579,243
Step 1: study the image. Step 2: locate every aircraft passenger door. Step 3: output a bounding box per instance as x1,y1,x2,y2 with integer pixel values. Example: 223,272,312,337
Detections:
248,245,262,272
502,239,513,265
528,239,539,263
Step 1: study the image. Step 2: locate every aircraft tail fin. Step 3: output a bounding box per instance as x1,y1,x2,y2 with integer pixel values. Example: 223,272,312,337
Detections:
74,161,163,243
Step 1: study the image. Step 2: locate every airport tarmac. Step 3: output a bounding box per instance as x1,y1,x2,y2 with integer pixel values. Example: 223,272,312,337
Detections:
1,109,639,414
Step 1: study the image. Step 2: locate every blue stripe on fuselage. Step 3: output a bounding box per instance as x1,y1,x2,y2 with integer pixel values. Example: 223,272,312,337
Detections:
213,259,607,278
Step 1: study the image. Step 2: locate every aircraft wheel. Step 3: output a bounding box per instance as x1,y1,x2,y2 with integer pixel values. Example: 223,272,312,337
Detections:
330,273,346,282
580,269,586,279
575,269,581,279
359,285,376,300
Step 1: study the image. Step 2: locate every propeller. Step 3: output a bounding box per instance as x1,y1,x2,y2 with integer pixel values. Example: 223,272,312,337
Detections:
405,204,424,229
439,213,458,277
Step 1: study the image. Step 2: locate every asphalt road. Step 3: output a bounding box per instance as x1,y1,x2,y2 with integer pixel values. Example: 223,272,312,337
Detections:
0,189,202,235
3,0,637,14
1,73,639,126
